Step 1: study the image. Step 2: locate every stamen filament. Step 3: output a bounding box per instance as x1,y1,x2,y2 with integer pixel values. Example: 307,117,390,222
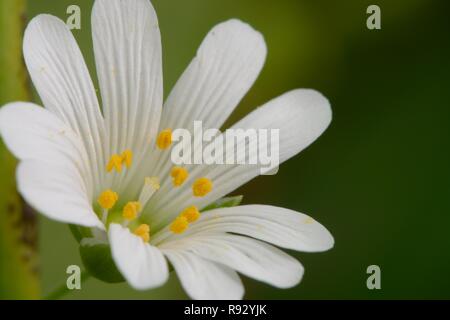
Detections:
138,177,160,209
102,209,108,225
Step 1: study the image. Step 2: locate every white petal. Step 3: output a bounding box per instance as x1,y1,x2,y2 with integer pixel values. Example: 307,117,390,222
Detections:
163,249,244,300
137,19,267,205
161,18,266,132
0,103,100,227
17,160,103,228
0,102,94,196
23,14,106,194
109,223,168,290
92,0,162,191
160,234,304,289
155,205,334,252
148,89,332,229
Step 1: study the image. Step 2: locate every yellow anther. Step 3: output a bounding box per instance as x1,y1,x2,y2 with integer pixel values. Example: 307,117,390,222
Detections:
97,189,118,210
144,176,160,190
180,205,200,223
134,224,150,243
156,129,172,149
122,201,142,220
170,216,189,234
192,177,213,197
121,149,133,169
106,154,123,173
171,166,188,186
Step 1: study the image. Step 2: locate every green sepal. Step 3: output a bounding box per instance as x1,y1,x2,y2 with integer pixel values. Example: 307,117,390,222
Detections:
79,239,124,283
68,224,95,243
201,195,243,212
68,224,83,243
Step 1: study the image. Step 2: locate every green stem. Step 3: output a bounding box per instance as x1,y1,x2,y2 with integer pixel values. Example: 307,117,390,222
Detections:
0,0,40,299
44,270,91,300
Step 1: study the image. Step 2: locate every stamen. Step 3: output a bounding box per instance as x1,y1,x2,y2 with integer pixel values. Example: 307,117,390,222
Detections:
138,177,160,208
156,129,172,149
121,149,133,169
106,150,134,173
106,154,123,173
180,205,200,223
171,166,188,186
98,189,118,224
97,189,118,210
122,201,141,221
192,177,213,197
170,216,189,234
134,224,150,243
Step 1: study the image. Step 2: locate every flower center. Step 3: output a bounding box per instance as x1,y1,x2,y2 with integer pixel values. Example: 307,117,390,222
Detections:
96,129,215,241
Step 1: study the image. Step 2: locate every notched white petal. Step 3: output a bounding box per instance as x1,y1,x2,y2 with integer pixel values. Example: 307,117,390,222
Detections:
171,205,334,252
163,249,244,300
23,13,106,194
161,18,267,131
141,19,268,208
92,0,163,192
232,89,332,163
0,102,82,165
161,234,304,289
17,160,103,229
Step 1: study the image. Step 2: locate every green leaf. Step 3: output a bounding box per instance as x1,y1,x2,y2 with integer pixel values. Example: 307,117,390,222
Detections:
201,195,243,212
0,0,40,299
79,239,125,284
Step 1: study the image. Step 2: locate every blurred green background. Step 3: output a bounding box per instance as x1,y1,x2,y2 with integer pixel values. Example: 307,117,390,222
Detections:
1,0,450,299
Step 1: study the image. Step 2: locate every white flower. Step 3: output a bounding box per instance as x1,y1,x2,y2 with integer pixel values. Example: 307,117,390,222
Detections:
0,0,334,299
